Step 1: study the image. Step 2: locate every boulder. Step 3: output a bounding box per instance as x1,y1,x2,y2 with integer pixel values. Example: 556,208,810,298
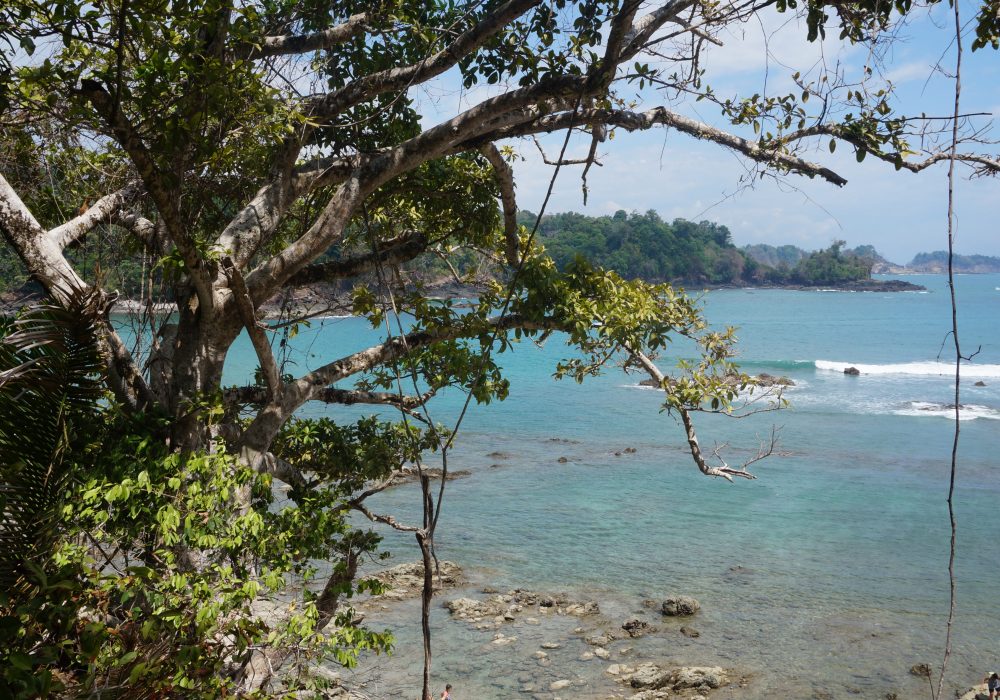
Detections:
622,618,654,638
667,666,727,690
625,663,672,689
844,366,861,376
367,560,462,603
756,373,796,387
974,380,987,387
661,595,701,616
564,601,600,616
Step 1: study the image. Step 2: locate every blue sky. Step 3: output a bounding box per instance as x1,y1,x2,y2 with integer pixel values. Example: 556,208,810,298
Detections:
419,0,999,263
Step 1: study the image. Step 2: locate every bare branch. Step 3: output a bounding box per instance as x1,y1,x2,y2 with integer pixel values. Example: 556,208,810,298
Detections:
479,144,520,266
488,106,849,186
352,502,421,532
628,347,760,482
222,257,283,402
530,135,598,166
47,182,143,250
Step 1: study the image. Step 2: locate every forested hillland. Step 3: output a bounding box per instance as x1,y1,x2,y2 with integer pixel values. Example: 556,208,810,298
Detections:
525,210,903,288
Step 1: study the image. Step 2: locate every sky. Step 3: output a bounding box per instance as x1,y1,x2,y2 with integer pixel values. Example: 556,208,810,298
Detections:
417,0,1000,263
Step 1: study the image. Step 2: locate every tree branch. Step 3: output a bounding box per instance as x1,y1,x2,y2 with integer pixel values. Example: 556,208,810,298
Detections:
310,0,543,119
285,230,428,286
222,257,283,402
351,502,421,532
236,12,370,59
629,347,760,482
479,144,520,266
47,182,143,250
486,106,849,186
76,79,214,308
107,210,163,254
224,385,433,410
770,123,1000,176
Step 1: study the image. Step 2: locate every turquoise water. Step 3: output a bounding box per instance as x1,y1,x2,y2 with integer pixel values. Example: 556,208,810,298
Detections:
221,274,1000,698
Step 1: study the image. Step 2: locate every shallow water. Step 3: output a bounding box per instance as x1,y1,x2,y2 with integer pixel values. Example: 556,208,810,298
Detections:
219,274,1000,699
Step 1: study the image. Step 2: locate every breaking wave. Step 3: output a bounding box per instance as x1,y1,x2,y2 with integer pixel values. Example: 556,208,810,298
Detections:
815,360,1000,378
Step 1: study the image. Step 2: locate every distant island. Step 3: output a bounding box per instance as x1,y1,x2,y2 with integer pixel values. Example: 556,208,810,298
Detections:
743,242,1000,275
876,251,1000,274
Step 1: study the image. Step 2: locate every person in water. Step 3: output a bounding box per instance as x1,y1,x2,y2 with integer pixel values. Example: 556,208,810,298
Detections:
986,672,1000,699
440,683,453,700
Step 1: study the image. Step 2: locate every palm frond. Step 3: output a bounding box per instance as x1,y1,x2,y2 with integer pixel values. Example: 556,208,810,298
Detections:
0,289,106,597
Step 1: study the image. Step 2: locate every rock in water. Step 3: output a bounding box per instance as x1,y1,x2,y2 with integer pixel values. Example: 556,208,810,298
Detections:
661,595,701,616
622,618,653,638
756,373,795,387
844,366,861,376
909,663,932,678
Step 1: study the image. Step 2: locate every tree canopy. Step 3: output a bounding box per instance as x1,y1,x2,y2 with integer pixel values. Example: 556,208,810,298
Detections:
1,0,999,696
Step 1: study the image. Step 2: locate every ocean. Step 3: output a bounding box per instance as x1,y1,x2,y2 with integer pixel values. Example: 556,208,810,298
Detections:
220,273,1000,699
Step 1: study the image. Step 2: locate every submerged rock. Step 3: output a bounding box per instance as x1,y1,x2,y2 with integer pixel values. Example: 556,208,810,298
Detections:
909,663,932,678
445,589,599,626
622,618,654,638
974,380,987,387
612,663,728,693
386,467,470,487
661,595,701,616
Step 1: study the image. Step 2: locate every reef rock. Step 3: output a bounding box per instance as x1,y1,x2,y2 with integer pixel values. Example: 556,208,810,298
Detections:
366,561,462,603
661,595,701,616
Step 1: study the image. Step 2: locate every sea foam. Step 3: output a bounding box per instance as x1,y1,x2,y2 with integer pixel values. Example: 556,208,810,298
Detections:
815,360,1000,378
894,401,1000,421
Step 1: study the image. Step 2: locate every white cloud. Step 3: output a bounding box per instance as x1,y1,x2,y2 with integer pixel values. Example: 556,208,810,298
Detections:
884,60,935,85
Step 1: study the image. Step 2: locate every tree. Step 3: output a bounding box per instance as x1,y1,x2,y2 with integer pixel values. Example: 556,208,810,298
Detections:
0,0,998,695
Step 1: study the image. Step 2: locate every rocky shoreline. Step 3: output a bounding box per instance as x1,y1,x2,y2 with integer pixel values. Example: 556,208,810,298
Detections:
344,560,751,700
0,275,925,319
323,559,987,700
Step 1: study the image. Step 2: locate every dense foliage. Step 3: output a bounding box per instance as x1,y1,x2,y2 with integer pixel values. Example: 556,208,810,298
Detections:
526,210,757,285
0,298,400,698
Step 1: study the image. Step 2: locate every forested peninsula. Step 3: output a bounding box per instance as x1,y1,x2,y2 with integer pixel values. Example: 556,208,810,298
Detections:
525,210,920,290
